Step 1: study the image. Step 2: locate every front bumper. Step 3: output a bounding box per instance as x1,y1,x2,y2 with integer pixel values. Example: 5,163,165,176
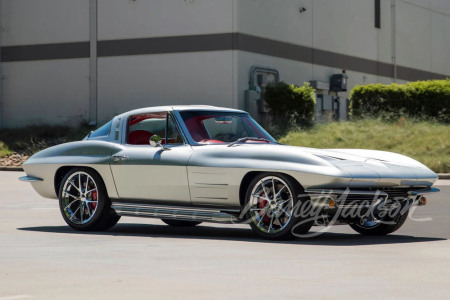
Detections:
306,187,440,210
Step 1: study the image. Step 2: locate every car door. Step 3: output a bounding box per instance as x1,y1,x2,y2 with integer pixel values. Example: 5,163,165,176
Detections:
110,111,193,204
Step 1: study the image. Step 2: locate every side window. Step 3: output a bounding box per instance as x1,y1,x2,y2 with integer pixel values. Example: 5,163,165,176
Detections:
114,118,121,141
89,121,112,139
127,112,183,145
167,114,184,145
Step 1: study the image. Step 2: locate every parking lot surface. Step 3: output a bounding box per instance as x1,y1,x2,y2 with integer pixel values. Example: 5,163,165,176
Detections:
1,172,449,299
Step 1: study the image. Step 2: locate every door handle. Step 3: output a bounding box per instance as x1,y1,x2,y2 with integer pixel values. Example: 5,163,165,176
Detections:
112,155,129,163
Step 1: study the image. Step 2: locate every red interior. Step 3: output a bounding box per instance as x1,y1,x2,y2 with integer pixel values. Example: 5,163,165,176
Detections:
199,139,225,144
128,130,152,145
183,115,212,142
183,114,267,143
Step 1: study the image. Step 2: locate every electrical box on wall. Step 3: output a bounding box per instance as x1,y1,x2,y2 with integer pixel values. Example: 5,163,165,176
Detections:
330,73,348,92
316,94,341,122
310,80,330,91
320,94,334,111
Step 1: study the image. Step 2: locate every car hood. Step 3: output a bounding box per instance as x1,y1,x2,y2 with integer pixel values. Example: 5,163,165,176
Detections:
299,147,426,168
190,143,438,187
298,146,438,184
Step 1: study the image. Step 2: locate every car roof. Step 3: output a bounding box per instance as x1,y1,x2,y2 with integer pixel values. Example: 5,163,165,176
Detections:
115,105,246,119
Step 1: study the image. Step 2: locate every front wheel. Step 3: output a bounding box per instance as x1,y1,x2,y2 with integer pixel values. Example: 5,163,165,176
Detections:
349,211,409,236
58,168,120,231
244,173,313,240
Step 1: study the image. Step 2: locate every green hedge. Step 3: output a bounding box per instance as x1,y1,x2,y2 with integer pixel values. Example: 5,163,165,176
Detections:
264,82,316,131
350,79,450,122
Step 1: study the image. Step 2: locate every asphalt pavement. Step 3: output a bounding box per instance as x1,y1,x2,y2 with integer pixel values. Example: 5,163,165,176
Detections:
1,171,449,300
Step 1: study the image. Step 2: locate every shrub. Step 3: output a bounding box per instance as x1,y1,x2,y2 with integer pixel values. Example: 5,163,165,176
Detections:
350,79,450,122
264,82,316,133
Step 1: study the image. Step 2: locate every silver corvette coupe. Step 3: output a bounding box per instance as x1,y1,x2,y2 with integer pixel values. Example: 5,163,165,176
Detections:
20,105,439,239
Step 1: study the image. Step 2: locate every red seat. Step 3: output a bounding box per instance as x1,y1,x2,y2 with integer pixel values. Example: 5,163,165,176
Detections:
128,130,152,145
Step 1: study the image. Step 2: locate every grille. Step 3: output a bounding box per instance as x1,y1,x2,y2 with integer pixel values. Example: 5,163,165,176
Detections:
381,188,410,200
336,194,383,208
335,188,420,208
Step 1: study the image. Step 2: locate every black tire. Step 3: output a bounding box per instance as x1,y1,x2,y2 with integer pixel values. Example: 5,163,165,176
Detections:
161,219,202,227
58,167,120,231
349,211,409,236
244,173,313,240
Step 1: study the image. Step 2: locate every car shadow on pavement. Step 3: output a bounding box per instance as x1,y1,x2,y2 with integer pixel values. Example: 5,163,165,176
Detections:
18,223,446,246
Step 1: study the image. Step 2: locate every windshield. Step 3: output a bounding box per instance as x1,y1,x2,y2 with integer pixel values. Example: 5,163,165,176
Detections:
179,111,276,144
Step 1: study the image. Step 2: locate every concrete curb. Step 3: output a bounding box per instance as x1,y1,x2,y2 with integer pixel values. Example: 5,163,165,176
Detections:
0,165,449,179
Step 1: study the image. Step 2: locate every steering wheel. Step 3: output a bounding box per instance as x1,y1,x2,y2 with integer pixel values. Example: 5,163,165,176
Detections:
214,133,237,142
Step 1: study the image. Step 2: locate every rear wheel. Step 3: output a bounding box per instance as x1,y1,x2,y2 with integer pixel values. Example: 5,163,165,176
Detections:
161,219,202,227
349,211,409,236
58,168,120,231
244,173,313,240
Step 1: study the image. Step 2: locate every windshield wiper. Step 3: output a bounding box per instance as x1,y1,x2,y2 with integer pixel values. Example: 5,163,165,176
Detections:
228,137,271,147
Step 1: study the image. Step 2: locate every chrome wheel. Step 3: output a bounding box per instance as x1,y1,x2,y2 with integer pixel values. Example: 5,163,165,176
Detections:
358,218,382,228
248,176,294,234
61,171,99,225
349,211,409,236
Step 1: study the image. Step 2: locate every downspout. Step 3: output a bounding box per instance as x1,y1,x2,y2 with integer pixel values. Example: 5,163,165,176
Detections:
89,0,98,126
0,3,3,128
391,0,397,82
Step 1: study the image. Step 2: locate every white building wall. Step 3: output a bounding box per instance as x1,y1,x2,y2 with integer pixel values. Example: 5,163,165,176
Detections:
2,59,89,127
312,0,379,61
396,1,433,72
95,0,235,124
236,0,313,47
97,51,234,125
376,0,394,66
97,0,233,40
0,0,90,127
430,11,450,75
1,0,89,46
0,0,449,128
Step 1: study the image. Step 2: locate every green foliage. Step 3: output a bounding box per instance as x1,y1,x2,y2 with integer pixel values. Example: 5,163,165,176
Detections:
0,125,92,157
280,118,450,173
0,141,13,157
350,79,450,122
264,82,316,134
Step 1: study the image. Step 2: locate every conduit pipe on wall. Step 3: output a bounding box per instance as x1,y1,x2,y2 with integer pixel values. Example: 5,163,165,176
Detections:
391,0,397,82
249,66,280,90
89,0,98,126
0,3,3,128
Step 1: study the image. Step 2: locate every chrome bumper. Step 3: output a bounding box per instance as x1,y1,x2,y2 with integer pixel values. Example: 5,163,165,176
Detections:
306,187,440,209
408,187,440,195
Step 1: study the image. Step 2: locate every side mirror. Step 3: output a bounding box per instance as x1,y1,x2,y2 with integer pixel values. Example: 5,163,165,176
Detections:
149,134,162,147
149,135,171,151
